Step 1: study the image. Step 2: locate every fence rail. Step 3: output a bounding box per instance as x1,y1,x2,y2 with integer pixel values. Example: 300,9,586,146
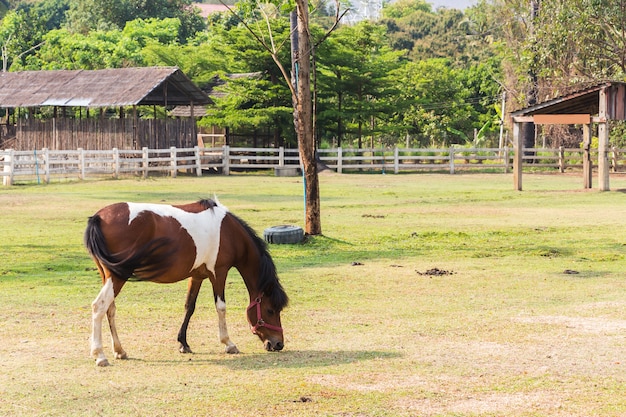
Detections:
1,145,623,185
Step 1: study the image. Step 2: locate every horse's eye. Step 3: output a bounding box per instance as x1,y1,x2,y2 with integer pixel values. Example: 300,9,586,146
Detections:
267,309,275,316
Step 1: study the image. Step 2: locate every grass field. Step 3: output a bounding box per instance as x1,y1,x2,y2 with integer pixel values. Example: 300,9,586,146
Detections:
1,172,625,416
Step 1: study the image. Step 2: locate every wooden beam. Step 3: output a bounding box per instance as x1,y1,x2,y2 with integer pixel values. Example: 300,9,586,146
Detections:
598,88,610,190
533,114,591,125
582,123,592,189
513,122,522,191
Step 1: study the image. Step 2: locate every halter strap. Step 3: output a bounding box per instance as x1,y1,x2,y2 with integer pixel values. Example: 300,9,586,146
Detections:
246,293,283,334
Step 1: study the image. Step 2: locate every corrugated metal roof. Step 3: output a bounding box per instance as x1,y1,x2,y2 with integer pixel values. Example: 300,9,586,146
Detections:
510,82,618,117
0,67,210,108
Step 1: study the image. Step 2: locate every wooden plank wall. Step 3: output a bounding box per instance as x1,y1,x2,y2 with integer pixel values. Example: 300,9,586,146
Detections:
6,118,197,150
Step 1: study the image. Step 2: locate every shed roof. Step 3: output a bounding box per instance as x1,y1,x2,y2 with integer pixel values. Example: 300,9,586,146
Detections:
510,81,626,117
0,67,210,108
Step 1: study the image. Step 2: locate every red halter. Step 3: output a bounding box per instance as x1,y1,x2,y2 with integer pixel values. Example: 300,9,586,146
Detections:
247,293,283,334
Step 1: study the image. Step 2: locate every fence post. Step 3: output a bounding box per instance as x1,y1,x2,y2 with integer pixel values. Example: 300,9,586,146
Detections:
43,148,51,183
194,146,202,176
142,147,149,178
503,146,510,173
170,146,177,178
222,145,230,175
449,147,455,174
394,147,399,174
558,146,565,173
279,147,285,167
612,147,618,172
113,148,120,179
3,149,13,186
78,148,85,181
337,147,343,174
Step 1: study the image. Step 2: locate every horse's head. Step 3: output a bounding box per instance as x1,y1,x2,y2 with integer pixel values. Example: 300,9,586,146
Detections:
246,293,285,351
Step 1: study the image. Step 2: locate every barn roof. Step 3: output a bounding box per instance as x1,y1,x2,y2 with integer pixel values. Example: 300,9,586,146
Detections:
0,67,211,108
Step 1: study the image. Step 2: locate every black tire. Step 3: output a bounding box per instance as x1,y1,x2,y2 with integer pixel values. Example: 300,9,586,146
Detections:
263,225,304,244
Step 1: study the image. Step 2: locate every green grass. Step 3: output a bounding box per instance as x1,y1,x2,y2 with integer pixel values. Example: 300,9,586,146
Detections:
1,172,626,416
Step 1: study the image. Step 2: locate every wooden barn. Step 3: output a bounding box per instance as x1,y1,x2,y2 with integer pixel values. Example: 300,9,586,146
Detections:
0,67,210,151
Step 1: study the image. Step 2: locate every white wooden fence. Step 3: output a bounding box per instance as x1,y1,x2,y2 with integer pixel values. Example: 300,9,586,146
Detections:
1,145,622,186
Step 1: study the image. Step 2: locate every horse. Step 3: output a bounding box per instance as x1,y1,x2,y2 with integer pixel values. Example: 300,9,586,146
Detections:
84,198,288,366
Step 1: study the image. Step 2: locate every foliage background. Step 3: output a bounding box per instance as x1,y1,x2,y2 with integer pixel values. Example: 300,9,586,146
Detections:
2,0,626,148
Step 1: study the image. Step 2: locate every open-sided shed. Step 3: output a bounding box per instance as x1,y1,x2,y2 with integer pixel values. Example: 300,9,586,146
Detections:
510,81,626,191
0,67,210,150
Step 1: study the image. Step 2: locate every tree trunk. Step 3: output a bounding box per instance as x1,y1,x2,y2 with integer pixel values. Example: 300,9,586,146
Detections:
293,3,321,235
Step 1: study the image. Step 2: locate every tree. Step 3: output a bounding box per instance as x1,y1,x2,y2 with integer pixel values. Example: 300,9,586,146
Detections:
231,0,343,235
316,21,403,148
65,0,204,43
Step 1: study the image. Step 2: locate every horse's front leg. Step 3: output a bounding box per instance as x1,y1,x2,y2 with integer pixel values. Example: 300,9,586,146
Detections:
178,278,203,353
215,295,240,354
91,278,115,366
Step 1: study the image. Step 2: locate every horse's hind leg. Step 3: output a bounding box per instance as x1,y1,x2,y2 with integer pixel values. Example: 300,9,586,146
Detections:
177,278,203,353
107,299,128,360
91,278,115,366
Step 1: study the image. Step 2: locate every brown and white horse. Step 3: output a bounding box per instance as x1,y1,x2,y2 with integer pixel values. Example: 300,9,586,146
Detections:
84,199,288,366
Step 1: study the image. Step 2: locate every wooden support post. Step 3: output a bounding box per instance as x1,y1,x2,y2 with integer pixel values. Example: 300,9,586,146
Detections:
582,123,592,189
513,122,522,190
598,88,610,190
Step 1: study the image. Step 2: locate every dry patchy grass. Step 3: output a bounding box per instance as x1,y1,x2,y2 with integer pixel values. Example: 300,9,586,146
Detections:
1,173,625,416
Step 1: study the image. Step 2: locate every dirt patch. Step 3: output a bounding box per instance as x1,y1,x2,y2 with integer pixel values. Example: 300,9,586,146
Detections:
397,391,566,416
514,315,626,333
416,267,456,276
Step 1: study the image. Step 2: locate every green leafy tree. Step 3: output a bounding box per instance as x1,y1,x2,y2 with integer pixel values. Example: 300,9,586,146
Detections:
0,8,47,71
316,21,403,147
65,0,204,43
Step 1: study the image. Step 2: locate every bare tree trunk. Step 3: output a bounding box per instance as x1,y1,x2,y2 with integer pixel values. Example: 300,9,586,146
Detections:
292,4,321,235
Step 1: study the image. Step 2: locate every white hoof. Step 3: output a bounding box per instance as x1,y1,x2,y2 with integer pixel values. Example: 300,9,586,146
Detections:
96,358,110,367
225,345,240,354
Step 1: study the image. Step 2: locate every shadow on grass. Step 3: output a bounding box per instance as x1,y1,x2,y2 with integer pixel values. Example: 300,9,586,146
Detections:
128,349,401,370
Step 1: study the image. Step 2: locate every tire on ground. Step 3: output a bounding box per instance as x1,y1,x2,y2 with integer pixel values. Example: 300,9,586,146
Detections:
263,225,304,244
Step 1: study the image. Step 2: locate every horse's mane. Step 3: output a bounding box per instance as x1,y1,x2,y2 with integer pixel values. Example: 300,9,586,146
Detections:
229,212,289,311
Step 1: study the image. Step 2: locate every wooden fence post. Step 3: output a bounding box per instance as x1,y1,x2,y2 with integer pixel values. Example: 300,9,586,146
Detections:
113,148,120,179
142,147,149,178
337,147,343,174
612,147,618,172
279,147,285,167
3,149,14,186
503,146,510,173
222,145,230,175
78,148,85,180
170,147,177,178
558,146,565,173
394,147,399,174
43,148,51,183
449,147,455,174
194,146,202,176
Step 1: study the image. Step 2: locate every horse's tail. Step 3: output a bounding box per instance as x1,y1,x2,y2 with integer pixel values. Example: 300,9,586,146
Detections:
84,215,172,281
